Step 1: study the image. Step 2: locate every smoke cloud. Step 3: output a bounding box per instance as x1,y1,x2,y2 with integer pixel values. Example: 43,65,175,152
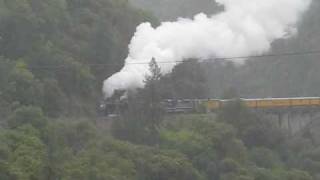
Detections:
103,0,312,98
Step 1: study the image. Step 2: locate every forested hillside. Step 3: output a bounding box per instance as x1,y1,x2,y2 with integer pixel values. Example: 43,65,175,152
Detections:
0,0,157,117
129,0,320,99
1,0,320,180
237,0,320,97
204,0,320,98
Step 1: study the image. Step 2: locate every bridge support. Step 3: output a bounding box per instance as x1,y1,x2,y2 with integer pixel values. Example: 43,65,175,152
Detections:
278,113,283,128
288,113,292,136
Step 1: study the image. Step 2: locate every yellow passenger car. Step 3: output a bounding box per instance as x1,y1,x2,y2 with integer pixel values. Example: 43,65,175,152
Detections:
201,97,320,111
251,97,320,108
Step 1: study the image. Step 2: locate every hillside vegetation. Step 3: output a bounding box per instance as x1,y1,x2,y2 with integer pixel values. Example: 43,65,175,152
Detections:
129,0,320,99
0,0,157,118
204,0,320,98
0,0,320,180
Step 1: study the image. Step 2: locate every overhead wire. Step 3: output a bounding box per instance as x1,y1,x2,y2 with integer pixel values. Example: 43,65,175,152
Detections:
27,50,320,70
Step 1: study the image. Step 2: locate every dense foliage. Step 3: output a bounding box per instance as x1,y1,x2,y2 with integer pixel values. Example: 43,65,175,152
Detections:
1,0,320,179
1,100,320,179
130,0,320,99
0,0,157,118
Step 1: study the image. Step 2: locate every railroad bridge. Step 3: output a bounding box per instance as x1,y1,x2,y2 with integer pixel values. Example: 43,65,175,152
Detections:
100,97,320,134
164,97,320,134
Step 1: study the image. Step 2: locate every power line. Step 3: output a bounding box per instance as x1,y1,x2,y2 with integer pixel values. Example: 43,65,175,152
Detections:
126,50,320,65
27,50,320,70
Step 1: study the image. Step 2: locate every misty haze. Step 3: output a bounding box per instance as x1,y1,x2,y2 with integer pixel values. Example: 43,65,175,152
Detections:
1,0,320,180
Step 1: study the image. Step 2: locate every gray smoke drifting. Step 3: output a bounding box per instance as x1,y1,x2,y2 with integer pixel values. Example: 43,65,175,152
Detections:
103,0,311,98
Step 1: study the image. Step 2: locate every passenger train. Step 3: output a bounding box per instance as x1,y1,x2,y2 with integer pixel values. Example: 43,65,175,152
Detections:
99,97,320,116
164,97,320,113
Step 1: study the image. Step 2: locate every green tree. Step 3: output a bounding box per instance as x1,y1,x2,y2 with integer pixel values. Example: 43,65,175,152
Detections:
286,170,313,180
0,0,158,117
249,148,282,169
217,100,285,149
113,58,164,145
0,126,46,180
8,106,47,130
160,115,248,179
42,79,66,117
62,147,136,180
4,62,43,107
142,58,164,129
160,60,208,99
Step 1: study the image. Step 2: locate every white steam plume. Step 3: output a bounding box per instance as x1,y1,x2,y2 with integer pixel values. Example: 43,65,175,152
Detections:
103,0,312,98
